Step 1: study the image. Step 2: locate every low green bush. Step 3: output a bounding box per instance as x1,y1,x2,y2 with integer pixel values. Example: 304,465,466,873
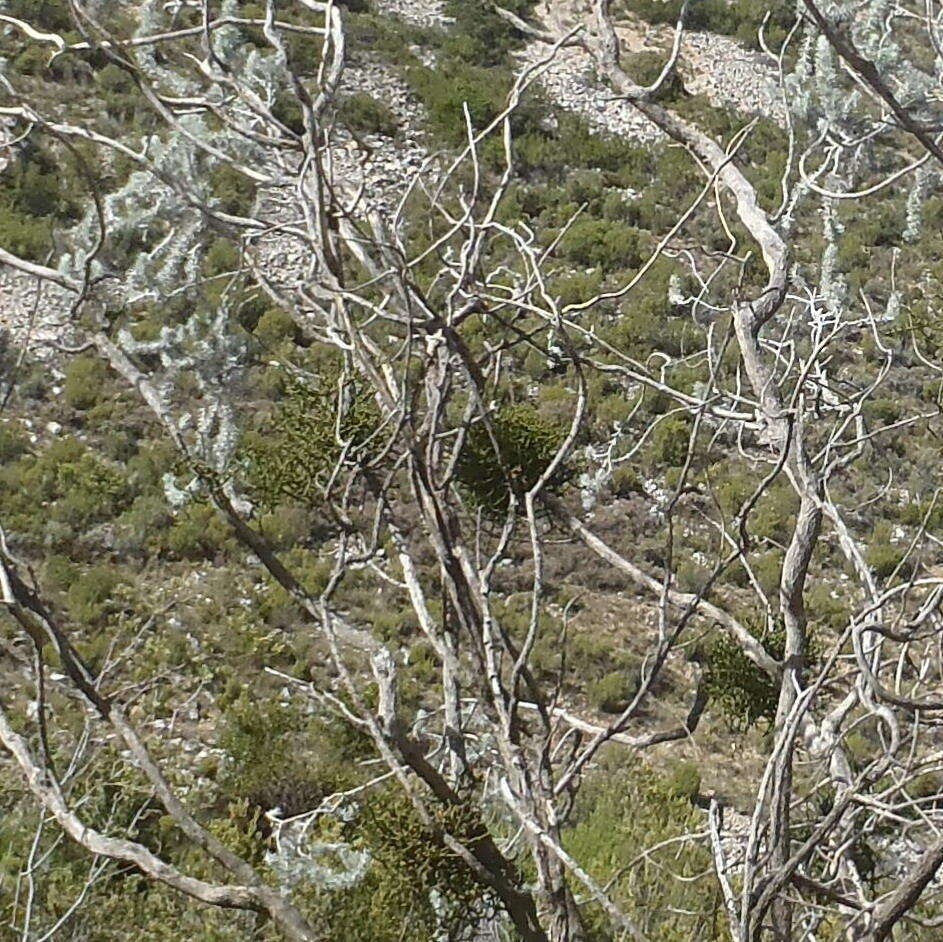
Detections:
258,504,313,551
441,0,534,66
253,306,300,346
557,218,650,271
67,564,121,624
0,141,81,260
666,760,702,802
272,91,306,136
2,0,73,32
623,0,795,50
53,452,130,528
113,495,173,556
866,538,907,580
650,415,692,468
339,93,398,137
63,355,111,411
566,759,720,937
0,206,53,261
202,237,240,277
0,422,29,463
0,438,131,543
210,163,257,216
407,60,512,146
703,617,803,731
162,501,232,561
588,669,640,714
609,464,642,498
621,50,686,102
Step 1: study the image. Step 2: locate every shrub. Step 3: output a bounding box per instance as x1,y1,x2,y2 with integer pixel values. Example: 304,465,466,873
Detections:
3,0,73,31
232,290,269,332
621,51,686,102
219,694,368,829
67,565,121,624
408,60,511,145
42,553,78,592
623,0,794,50
114,495,173,556
749,481,799,544
751,550,782,599
588,669,640,714
210,163,257,216
564,169,606,204
354,790,493,936
203,237,240,277
222,696,331,816
5,152,74,217
552,269,605,307
610,464,641,498
95,62,139,120
272,91,306,136
0,143,81,259
557,218,649,271
676,555,711,594
162,501,231,560
370,606,418,645
0,206,53,261
666,760,702,802
650,415,692,467
565,759,719,938
346,11,432,62
53,452,130,528
63,355,110,410
11,44,50,77
866,539,906,580
0,422,29,463
258,504,313,551
0,441,133,539
703,618,803,731
253,307,299,346
908,772,943,808
339,93,398,137
441,0,534,66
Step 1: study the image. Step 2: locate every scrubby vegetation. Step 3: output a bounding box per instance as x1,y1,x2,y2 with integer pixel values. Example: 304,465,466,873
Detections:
2,0,943,938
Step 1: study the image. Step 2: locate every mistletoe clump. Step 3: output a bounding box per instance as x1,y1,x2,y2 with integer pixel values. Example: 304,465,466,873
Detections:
244,372,381,510
455,404,571,515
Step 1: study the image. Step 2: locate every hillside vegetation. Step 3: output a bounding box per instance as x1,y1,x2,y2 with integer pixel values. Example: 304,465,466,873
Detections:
2,0,943,939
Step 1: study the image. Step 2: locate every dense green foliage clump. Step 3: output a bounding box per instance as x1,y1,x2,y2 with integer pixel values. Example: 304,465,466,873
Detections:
568,759,722,939
0,143,82,260
623,0,797,50
587,668,641,713
703,620,794,731
0,436,132,542
338,795,496,939
245,373,381,510
62,355,112,411
442,0,535,66
339,92,399,138
216,695,496,940
455,404,571,514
